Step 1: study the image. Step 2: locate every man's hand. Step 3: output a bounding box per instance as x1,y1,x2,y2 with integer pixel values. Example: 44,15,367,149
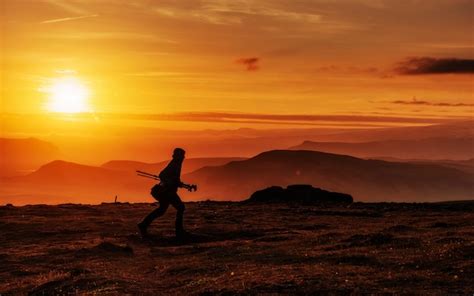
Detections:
182,183,198,192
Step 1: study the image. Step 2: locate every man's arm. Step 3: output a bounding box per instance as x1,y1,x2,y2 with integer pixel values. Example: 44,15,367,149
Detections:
180,182,198,192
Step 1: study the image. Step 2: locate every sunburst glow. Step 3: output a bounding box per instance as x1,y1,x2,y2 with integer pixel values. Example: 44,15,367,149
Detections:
46,76,90,113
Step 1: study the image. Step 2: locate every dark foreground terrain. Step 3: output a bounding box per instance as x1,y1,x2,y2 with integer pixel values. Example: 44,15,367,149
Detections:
1,201,473,295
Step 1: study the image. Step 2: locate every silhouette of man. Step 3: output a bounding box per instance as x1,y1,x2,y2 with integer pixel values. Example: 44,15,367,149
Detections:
138,148,189,238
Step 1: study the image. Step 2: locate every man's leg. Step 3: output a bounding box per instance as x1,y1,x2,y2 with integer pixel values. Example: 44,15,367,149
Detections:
138,201,169,237
170,193,186,236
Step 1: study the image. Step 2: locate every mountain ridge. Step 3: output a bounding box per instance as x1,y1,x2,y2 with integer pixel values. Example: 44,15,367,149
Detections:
2,150,472,204
184,149,473,202
289,137,474,160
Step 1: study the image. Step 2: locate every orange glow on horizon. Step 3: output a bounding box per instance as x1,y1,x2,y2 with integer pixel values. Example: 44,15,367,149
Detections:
0,0,472,133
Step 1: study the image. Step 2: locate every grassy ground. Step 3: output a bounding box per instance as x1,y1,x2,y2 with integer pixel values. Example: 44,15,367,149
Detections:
0,201,473,295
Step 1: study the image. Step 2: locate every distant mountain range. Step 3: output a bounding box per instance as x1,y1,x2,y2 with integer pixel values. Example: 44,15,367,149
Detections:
1,150,472,204
2,120,473,204
373,158,474,175
5,120,472,165
0,160,141,205
0,138,61,177
184,150,473,202
289,137,474,160
306,120,473,142
101,157,246,174
0,157,243,205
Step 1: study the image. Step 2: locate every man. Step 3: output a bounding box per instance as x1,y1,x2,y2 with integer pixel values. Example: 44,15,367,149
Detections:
138,148,192,238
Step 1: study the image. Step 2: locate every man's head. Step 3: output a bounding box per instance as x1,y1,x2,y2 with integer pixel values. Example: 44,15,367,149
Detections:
172,148,186,160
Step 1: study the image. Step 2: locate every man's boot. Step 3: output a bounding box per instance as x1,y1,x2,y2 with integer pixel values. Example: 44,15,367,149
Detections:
137,222,149,238
176,228,190,239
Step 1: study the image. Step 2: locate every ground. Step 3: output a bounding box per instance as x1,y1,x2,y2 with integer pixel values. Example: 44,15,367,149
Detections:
0,201,473,295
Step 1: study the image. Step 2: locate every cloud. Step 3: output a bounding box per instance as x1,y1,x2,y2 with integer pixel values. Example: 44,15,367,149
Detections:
98,112,454,125
236,57,260,71
152,1,323,25
202,1,323,23
44,0,89,15
147,1,363,34
317,65,379,75
41,14,98,24
36,32,175,43
395,57,474,74
391,98,474,107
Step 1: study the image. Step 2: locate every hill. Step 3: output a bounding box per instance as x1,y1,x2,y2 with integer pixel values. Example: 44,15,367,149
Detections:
308,120,473,142
0,157,244,205
373,158,474,175
2,150,472,204
0,160,148,204
0,138,60,177
289,137,474,160
101,157,246,174
184,150,473,202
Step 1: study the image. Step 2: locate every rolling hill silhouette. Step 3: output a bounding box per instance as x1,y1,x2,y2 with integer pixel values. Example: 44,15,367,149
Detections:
0,158,245,205
0,138,60,177
289,137,474,160
101,157,245,174
2,150,472,205
184,150,473,202
372,158,474,174
308,120,473,142
1,160,147,204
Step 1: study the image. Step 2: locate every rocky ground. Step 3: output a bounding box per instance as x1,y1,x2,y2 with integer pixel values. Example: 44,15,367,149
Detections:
0,201,473,295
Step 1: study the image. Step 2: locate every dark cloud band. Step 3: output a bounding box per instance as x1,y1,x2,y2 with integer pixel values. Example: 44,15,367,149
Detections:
395,57,474,74
391,99,474,107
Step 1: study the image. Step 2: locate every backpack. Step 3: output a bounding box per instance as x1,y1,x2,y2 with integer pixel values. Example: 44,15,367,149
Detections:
150,183,166,201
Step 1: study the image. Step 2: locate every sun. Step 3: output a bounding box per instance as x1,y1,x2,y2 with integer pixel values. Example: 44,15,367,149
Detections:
46,76,90,113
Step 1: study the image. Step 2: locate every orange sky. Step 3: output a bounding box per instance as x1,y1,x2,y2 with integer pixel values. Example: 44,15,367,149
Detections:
1,0,473,130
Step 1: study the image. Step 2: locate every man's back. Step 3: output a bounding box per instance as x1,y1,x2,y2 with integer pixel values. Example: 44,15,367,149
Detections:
159,158,182,188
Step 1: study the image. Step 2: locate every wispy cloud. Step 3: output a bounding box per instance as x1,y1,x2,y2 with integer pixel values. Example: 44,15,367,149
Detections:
395,57,474,75
44,0,89,15
95,112,454,126
150,0,361,33
391,99,474,107
317,65,379,75
152,1,322,25
201,1,323,23
36,31,175,43
420,42,474,50
41,14,99,24
125,72,193,77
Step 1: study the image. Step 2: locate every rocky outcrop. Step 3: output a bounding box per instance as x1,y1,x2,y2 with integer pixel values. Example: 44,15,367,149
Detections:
247,184,353,203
